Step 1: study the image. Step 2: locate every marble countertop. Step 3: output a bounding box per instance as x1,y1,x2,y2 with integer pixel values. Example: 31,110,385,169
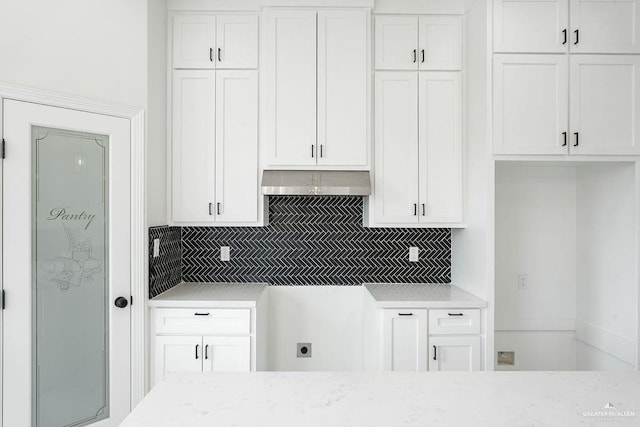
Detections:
364,283,487,308
122,371,640,427
148,282,268,308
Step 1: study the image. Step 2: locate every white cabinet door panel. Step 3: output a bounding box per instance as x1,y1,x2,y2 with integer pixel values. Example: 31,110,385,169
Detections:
202,337,251,372
570,0,640,53
173,14,216,69
382,310,428,371
570,55,640,155
418,72,462,223
317,10,368,167
154,336,203,385
374,72,419,224
493,0,569,53
374,16,419,70
215,71,259,223
429,336,481,371
265,10,317,166
493,54,569,154
216,15,258,69
172,70,215,222
418,16,462,70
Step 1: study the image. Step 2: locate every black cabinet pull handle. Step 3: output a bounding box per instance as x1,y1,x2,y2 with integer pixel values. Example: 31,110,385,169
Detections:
194,312,210,316
218,47,222,62
562,131,567,147
433,345,437,361
413,203,417,216
195,344,200,360
421,49,425,63
574,132,579,147
208,202,213,216
421,204,426,216
398,312,413,316
205,344,209,360
448,313,464,317
311,145,315,158
412,49,417,63
217,202,221,215
574,29,579,45
562,29,567,45
210,48,214,62
320,145,324,158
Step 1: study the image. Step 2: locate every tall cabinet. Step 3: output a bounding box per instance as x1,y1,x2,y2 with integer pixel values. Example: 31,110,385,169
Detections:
170,13,259,224
373,15,463,226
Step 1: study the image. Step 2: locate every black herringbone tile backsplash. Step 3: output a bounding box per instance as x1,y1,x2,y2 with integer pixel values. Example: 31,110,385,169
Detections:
149,226,182,298
181,196,450,285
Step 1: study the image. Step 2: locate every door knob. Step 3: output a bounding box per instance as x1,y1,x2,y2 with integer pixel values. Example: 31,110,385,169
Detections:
114,296,129,308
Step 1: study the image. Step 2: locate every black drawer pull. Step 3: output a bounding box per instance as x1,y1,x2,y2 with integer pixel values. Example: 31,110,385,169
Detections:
194,312,210,316
433,345,437,361
447,313,464,317
398,313,413,316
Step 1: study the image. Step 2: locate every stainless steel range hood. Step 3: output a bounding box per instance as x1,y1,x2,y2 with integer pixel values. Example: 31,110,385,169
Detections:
261,170,371,196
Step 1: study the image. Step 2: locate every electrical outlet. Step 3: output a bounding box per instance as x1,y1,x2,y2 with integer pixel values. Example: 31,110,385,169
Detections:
153,239,160,258
409,247,419,262
297,343,312,358
518,274,528,290
220,246,230,262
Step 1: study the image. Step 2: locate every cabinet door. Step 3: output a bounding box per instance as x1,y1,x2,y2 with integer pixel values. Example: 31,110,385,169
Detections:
154,336,203,385
418,16,462,70
202,336,251,372
570,55,640,155
493,54,569,155
374,72,419,224
216,15,258,69
317,10,368,167
493,0,569,53
265,10,317,166
173,14,216,69
418,72,462,223
172,70,215,223
429,336,481,371
374,16,419,70
382,309,428,371
570,0,640,53
215,71,258,223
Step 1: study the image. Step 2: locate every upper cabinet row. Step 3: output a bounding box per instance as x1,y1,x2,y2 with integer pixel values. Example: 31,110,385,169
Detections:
494,0,640,53
173,14,258,69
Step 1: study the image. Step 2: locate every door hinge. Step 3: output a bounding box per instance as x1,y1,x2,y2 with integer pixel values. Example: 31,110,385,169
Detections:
2,139,5,159
1,290,5,309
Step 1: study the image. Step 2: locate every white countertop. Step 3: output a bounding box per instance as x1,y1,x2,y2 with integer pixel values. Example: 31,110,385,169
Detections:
148,282,268,308
122,371,640,427
364,283,487,308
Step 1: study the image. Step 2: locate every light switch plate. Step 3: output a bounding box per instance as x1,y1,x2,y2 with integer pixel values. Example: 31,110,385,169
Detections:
153,239,160,258
409,247,419,262
220,246,231,262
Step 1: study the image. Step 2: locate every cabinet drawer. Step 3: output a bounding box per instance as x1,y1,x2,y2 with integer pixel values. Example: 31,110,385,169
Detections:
154,308,251,335
428,309,480,335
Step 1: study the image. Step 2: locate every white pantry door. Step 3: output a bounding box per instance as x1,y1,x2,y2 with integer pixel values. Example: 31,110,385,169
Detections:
2,99,131,426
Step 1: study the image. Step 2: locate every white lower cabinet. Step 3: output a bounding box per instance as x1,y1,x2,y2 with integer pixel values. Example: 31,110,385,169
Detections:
202,336,251,372
379,308,481,372
155,336,205,379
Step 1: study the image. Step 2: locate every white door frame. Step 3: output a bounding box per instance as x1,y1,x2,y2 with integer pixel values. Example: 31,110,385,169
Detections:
0,82,147,415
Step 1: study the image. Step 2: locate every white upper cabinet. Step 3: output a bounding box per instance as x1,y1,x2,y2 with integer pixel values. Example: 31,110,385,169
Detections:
317,10,368,167
570,0,640,53
172,14,258,69
216,15,258,69
375,15,461,70
374,72,419,224
172,70,216,223
570,55,640,155
418,72,462,223
493,0,640,53
493,54,569,155
265,10,317,166
266,9,369,168
493,0,569,53
215,71,259,223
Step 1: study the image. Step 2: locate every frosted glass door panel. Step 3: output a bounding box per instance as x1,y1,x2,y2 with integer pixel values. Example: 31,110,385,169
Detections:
33,126,109,427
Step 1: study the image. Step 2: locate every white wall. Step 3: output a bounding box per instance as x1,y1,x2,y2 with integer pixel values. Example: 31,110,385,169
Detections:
0,0,147,108
268,287,364,371
147,0,168,226
495,331,576,370
576,162,637,368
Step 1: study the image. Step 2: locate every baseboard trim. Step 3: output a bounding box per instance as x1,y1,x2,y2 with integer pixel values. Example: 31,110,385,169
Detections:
574,319,636,366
